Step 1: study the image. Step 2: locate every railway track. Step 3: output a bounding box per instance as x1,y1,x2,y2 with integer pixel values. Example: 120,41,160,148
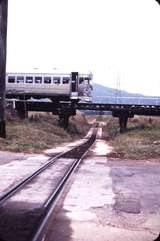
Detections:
0,125,98,241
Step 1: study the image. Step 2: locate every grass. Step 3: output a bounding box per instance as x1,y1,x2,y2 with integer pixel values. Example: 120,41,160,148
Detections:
0,111,90,153
103,116,160,160
2,112,160,159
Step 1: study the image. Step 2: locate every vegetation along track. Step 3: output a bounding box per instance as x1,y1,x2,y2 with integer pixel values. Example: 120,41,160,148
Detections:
0,124,98,241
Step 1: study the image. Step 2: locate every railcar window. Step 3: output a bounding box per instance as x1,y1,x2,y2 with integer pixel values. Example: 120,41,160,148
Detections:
17,76,24,83
62,77,70,84
8,76,15,83
79,77,84,84
35,76,42,84
53,77,60,84
44,76,51,84
26,76,33,83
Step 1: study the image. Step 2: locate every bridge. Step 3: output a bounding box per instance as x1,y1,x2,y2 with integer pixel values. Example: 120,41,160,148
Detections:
7,97,160,133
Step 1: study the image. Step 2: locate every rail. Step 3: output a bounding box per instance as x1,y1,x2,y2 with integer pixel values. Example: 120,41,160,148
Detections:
0,126,98,241
31,131,97,241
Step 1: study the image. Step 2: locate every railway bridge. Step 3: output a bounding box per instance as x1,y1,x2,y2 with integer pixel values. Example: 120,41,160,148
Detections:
7,97,160,133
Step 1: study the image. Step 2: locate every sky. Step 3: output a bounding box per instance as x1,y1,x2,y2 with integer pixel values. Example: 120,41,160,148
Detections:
7,0,160,96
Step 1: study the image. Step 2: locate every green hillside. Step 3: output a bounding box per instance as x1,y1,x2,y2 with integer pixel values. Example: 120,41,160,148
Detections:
92,83,159,105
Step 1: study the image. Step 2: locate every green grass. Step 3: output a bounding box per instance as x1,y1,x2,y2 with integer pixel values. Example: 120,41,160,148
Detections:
103,116,160,160
0,111,90,153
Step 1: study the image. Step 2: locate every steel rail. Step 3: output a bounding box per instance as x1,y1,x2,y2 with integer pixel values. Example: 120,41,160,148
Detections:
0,136,90,205
31,131,97,241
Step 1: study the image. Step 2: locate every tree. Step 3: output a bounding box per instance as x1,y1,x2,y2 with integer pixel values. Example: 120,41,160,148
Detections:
0,0,8,138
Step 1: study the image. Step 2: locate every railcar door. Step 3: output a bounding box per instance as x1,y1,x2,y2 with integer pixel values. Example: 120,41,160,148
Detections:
71,72,78,100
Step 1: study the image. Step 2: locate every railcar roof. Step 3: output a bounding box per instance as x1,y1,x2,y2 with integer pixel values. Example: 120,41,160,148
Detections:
6,72,71,75
6,72,91,75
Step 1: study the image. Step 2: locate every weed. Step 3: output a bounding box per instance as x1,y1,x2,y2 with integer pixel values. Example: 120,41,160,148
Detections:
0,111,89,153
103,116,160,160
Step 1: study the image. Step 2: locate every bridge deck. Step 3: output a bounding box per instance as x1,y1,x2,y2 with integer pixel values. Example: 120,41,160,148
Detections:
7,100,160,116
77,103,160,116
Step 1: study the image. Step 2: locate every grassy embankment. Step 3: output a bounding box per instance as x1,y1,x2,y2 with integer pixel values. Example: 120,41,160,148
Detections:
102,116,160,160
0,111,90,153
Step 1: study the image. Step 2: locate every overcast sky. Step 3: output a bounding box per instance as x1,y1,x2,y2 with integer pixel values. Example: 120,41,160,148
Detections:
7,0,160,96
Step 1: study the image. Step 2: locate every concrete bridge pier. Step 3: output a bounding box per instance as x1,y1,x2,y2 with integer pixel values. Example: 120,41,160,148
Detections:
17,108,28,119
119,113,129,133
112,111,134,133
15,102,28,119
58,105,76,130
58,115,69,129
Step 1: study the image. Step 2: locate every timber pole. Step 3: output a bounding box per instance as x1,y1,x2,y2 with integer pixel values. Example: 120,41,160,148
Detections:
0,0,8,138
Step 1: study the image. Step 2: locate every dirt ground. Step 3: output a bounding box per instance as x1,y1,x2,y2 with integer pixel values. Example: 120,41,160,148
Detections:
0,132,160,241
44,140,160,241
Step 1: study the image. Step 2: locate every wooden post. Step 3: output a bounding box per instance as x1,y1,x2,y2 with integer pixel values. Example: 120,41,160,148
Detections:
155,0,160,5
0,0,8,138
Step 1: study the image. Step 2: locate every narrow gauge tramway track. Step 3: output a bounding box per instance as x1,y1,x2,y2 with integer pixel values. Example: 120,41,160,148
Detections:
0,125,98,241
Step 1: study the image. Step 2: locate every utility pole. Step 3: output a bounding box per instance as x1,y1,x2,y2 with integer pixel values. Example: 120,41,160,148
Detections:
0,0,8,138
155,0,160,5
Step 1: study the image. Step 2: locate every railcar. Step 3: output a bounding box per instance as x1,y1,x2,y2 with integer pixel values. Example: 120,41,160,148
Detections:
6,71,93,102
